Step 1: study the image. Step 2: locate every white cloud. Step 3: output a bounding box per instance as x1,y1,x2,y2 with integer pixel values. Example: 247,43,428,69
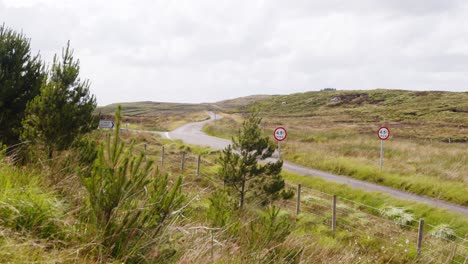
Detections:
1,0,467,105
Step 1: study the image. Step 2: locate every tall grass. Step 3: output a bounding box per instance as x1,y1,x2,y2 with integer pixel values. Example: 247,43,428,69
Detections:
203,113,468,205
0,162,69,240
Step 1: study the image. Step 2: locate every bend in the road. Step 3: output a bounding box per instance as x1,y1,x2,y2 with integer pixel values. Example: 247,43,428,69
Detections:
140,112,468,216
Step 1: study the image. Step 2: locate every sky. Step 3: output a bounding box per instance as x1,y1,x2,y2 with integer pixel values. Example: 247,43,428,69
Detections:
1,0,468,106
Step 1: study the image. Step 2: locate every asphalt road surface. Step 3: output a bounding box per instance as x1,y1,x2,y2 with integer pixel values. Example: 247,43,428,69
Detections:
138,112,468,216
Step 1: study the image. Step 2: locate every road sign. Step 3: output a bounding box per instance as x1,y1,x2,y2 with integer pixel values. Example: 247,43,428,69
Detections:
377,127,390,140
377,126,390,172
274,127,287,142
99,120,114,129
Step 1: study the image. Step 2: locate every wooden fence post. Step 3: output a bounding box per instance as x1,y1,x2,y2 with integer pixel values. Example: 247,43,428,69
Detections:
417,219,425,256
197,155,201,176
296,184,301,215
144,143,147,161
332,195,337,233
181,152,186,171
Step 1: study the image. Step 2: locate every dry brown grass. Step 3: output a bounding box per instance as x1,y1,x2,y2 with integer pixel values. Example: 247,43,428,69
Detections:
204,114,468,205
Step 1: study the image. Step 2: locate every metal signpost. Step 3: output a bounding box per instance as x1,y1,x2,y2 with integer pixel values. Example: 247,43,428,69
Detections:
99,120,114,129
273,127,287,160
377,126,390,172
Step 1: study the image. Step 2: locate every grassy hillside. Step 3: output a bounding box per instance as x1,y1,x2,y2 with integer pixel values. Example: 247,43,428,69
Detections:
98,94,273,116
255,89,468,141
98,101,212,116
203,90,468,206
211,94,274,110
96,95,274,131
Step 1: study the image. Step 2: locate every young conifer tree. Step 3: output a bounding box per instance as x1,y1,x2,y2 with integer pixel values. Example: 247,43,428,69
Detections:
22,41,96,157
0,25,44,146
219,110,285,209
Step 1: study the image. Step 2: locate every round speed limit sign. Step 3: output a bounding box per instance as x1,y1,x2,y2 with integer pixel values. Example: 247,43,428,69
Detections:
274,127,287,142
377,127,390,140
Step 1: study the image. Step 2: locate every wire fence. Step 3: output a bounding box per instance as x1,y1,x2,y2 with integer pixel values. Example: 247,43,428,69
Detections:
143,144,467,262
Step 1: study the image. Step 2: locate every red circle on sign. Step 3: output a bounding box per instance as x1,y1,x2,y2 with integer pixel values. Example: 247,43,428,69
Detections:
377,126,390,140
274,127,287,142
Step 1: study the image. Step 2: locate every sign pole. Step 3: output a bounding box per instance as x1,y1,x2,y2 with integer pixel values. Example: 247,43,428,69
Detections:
278,141,281,160
380,140,383,172
377,126,390,172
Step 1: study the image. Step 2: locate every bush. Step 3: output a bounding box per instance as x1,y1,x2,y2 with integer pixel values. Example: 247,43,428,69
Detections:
207,189,238,228
81,106,184,262
380,207,414,226
280,188,295,200
244,206,292,250
429,224,456,240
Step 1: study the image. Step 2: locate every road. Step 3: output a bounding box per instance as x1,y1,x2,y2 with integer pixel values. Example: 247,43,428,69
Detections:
139,112,468,216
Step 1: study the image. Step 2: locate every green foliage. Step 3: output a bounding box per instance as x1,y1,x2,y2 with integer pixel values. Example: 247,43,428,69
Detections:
81,106,184,262
243,206,292,252
0,24,44,146
71,133,99,178
381,207,415,227
218,111,285,208
207,189,238,228
429,224,456,240
0,162,68,239
280,188,295,200
22,41,96,158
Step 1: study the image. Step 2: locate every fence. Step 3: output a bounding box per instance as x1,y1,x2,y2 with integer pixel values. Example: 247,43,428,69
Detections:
134,142,467,263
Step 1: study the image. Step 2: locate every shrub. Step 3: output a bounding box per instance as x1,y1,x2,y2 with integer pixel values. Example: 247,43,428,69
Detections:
280,188,295,200
244,206,292,250
380,207,414,226
207,189,238,228
429,224,456,240
81,106,184,262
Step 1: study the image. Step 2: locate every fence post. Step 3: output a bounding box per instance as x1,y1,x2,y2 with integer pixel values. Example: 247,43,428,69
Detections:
161,146,165,167
296,184,301,215
417,219,424,256
197,155,201,176
181,152,186,171
144,143,147,161
332,195,337,233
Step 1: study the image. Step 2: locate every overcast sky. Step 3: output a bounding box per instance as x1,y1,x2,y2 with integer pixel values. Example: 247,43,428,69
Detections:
2,0,467,105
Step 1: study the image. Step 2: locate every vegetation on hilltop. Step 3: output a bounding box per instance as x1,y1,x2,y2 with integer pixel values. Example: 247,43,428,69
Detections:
254,89,468,141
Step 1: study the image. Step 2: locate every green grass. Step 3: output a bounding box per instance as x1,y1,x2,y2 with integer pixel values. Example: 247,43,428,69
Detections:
254,89,468,141
0,162,70,240
201,91,468,206
282,171,468,236
1,128,466,263
202,114,239,140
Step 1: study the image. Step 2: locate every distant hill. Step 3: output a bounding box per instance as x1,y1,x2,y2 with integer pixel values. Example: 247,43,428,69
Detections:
97,94,274,116
211,94,274,110
97,101,212,116
252,89,468,141
253,89,468,119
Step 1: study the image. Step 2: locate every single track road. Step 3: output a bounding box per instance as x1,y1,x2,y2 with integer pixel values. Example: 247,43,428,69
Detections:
136,112,468,216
